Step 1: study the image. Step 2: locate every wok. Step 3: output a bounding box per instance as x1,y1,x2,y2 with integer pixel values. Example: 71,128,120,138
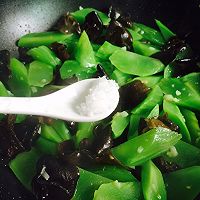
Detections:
0,0,199,199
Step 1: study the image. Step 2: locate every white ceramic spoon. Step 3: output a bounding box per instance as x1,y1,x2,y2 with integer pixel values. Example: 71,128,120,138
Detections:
0,78,119,122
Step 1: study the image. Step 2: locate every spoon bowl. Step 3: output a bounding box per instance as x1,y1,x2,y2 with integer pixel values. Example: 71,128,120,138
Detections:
0,78,119,122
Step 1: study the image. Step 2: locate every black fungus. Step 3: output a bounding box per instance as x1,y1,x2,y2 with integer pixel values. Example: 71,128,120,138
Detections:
154,157,180,173
152,36,187,65
58,140,75,157
50,42,70,62
170,57,200,78
158,113,180,132
108,6,133,28
65,149,97,169
108,6,121,20
92,64,109,78
119,80,150,110
82,11,104,42
54,13,81,35
105,20,133,50
32,155,79,200
91,124,113,156
18,47,33,64
0,50,10,85
13,117,40,150
0,115,40,163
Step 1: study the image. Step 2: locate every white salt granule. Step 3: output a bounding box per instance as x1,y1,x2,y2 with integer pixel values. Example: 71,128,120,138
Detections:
175,90,181,96
40,166,50,180
77,77,119,117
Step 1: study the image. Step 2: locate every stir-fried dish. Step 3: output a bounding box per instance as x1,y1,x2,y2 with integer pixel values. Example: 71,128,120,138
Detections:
0,6,199,200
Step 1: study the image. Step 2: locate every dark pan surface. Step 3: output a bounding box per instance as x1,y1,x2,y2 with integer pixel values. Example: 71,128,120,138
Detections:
0,0,199,199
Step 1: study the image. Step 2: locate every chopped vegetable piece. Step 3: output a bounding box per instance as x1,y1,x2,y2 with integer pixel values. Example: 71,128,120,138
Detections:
110,69,133,86
147,104,160,119
93,180,141,200
75,122,96,147
0,81,9,96
9,148,42,190
72,168,111,200
111,111,130,139
27,46,61,69
28,61,53,87
127,28,143,41
133,76,163,88
133,40,160,56
51,119,71,141
60,60,82,79
164,166,200,200
71,8,110,25
163,140,200,168
181,72,200,94
133,23,165,46
89,165,138,182
35,136,58,155
8,58,31,96
180,108,200,147
163,99,191,143
18,32,72,48
155,19,176,41
96,41,122,60
40,124,63,143
160,78,200,110
142,160,167,200
128,114,141,139
110,50,165,76
112,127,181,167
131,85,163,115
75,31,96,72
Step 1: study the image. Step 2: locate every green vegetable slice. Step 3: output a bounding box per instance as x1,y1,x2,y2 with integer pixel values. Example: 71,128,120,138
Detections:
51,119,71,141
131,85,163,115
27,46,61,69
75,31,96,68
18,31,71,48
112,127,181,167
133,40,160,56
110,69,133,87
9,148,42,190
133,23,165,46
133,76,163,88
155,19,175,41
164,166,200,200
35,136,58,155
40,124,63,143
111,111,130,139
60,60,82,79
89,165,138,182
142,160,167,200
180,108,200,147
72,168,111,200
163,140,200,168
163,99,191,143
93,180,141,200
110,50,164,76
75,122,96,147
28,61,53,87
160,78,200,110
8,58,31,97
96,41,122,60
71,8,110,25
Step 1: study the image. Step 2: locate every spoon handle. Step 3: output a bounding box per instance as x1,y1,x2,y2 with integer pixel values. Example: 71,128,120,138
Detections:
0,96,48,116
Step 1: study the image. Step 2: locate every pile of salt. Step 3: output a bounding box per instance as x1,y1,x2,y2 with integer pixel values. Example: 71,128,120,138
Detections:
77,77,119,117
